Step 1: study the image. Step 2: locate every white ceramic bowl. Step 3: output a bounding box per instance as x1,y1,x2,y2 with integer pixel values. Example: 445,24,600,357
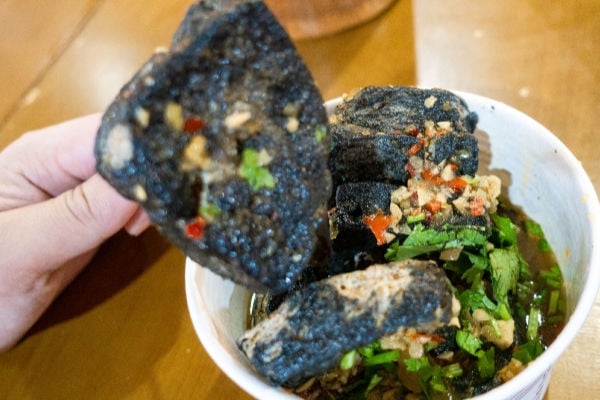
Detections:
185,91,600,400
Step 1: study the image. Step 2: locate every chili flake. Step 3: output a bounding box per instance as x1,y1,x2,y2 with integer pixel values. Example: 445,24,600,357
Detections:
186,217,206,239
363,212,393,246
470,197,485,216
184,116,206,133
407,143,422,156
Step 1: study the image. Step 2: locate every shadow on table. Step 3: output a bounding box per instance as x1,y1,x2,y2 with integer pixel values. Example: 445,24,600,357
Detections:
27,227,171,337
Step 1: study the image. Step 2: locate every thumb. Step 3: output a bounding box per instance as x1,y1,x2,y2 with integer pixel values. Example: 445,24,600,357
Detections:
0,174,140,275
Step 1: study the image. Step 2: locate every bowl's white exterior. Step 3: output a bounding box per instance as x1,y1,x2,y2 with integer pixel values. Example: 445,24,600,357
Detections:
185,92,600,400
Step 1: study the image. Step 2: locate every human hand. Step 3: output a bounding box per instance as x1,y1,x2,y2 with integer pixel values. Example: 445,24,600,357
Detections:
0,115,151,351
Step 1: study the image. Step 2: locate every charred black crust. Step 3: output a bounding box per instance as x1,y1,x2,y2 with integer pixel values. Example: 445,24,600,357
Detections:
333,182,396,230
328,133,418,189
330,86,479,183
95,0,331,293
334,86,478,136
238,260,455,387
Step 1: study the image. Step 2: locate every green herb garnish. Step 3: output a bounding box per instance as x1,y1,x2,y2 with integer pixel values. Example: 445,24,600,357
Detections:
489,247,520,304
456,329,483,356
404,356,451,396
363,350,400,366
491,213,518,246
476,347,496,378
238,148,275,191
340,350,357,370
527,307,541,341
512,337,544,364
365,374,383,396
385,224,488,262
200,202,221,221
315,124,327,143
524,219,544,237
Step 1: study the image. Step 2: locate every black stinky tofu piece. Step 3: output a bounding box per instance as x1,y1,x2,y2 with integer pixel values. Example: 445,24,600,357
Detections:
237,259,458,387
333,181,397,232
333,86,478,136
328,129,420,188
329,182,396,272
95,0,331,294
331,86,479,176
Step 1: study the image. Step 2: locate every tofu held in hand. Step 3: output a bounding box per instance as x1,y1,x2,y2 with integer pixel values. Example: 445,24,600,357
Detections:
95,0,331,294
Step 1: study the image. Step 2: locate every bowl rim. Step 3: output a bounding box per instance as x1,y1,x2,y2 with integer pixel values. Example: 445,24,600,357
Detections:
185,90,600,400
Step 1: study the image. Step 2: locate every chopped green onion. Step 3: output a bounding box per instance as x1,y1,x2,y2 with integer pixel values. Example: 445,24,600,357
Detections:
238,148,276,191
340,350,356,370
548,290,560,315
314,124,327,143
513,337,543,364
406,212,426,224
497,302,512,321
538,238,552,252
200,202,221,221
527,307,541,341
443,363,464,378
540,266,562,284
546,278,562,289
430,375,446,393
365,374,383,395
490,318,502,338
363,350,400,366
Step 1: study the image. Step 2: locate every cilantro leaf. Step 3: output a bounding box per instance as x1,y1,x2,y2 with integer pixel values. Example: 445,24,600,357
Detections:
458,288,498,316
385,225,488,262
460,251,490,285
491,213,518,246
476,347,496,378
489,247,520,303
456,329,482,356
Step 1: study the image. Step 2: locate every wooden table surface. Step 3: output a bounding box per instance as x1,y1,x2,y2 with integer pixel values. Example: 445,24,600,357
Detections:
1,1,599,399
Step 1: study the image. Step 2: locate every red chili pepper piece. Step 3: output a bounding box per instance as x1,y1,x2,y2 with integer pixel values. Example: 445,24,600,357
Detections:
447,177,468,193
422,169,444,185
362,213,393,246
470,197,485,216
184,116,205,133
407,143,422,156
406,162,416,177
185,217,206,239
425,199,442,214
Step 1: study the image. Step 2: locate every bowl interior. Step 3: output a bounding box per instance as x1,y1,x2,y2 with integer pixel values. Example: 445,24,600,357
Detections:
185,91,600,400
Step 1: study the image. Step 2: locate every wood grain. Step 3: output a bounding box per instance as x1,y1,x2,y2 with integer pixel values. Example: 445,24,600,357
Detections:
0,0,598,399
